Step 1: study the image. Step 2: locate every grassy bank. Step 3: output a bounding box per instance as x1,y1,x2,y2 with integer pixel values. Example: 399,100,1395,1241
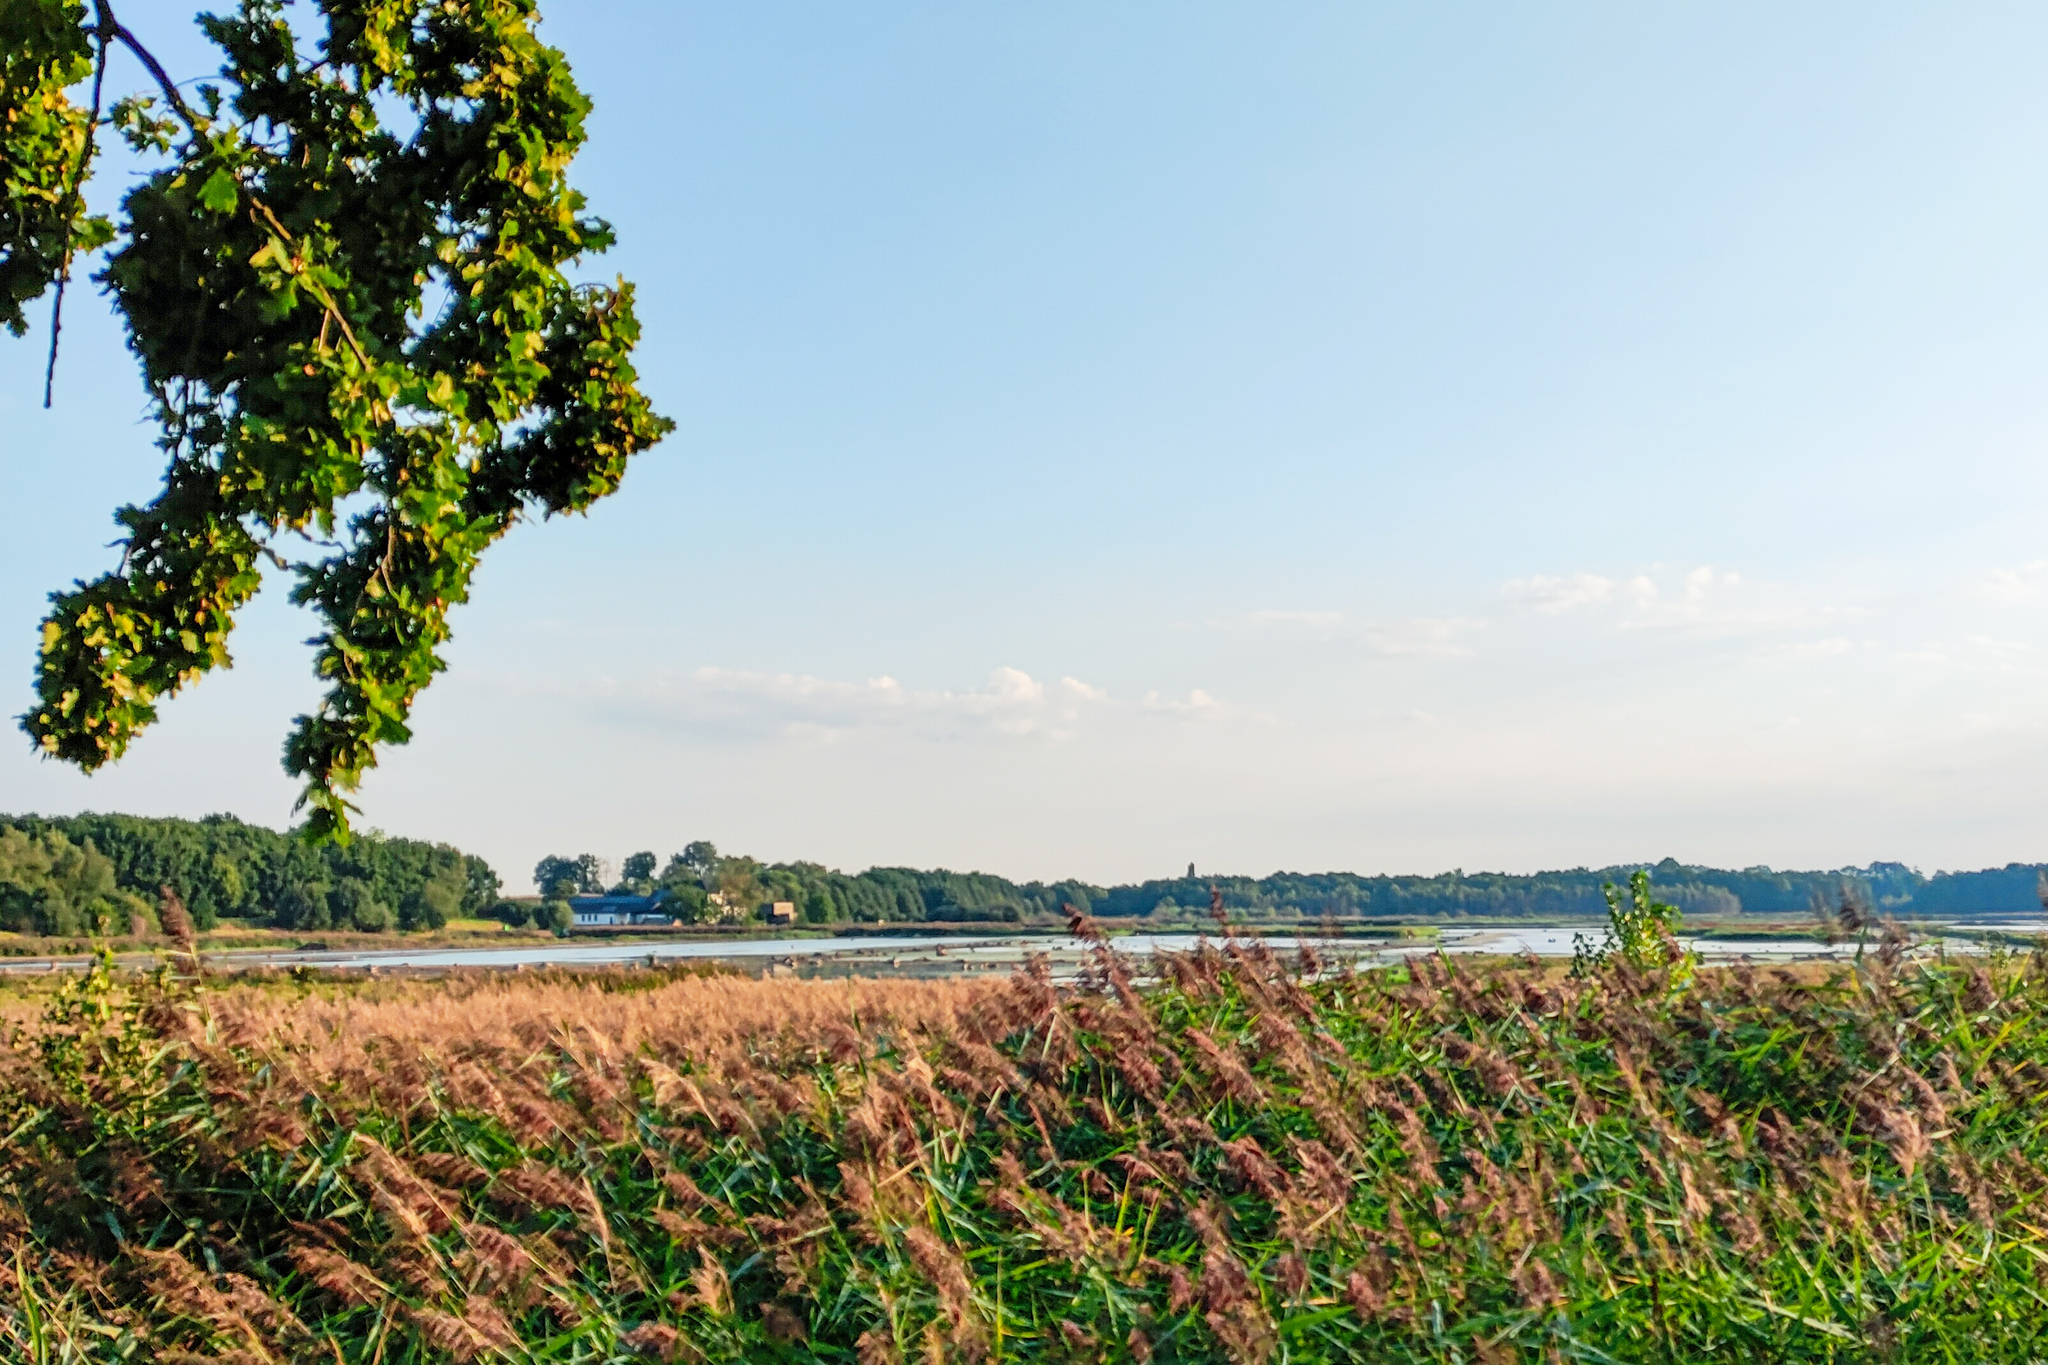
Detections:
0,919,553,961
3,934,2046,1360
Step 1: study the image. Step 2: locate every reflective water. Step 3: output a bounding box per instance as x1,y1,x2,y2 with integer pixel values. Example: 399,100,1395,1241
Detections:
8,919,2032,976
163,923,2024,972
224,933,1235,972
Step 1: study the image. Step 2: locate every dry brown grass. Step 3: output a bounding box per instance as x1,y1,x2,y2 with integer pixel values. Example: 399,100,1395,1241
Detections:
219,969,993,1087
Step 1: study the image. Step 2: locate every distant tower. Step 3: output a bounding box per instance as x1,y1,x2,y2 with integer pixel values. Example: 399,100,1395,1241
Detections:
1187,862,1196,879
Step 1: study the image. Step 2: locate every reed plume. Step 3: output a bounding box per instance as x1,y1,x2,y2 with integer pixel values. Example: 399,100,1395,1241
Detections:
158,884,200,975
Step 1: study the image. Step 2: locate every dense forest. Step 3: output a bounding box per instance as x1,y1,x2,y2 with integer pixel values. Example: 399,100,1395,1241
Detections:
0,813,498,936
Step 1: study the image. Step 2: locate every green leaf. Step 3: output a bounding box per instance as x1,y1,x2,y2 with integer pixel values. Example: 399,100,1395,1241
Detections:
196,167,239,214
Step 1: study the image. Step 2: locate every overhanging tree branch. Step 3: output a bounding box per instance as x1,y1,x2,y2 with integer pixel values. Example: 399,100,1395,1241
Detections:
13,0,673,842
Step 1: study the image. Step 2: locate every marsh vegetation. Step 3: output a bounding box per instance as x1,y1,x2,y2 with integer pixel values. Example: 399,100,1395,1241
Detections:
5,915,2047,1362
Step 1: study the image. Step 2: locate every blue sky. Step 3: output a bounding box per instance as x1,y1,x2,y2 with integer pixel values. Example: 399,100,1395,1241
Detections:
4,2,2047,891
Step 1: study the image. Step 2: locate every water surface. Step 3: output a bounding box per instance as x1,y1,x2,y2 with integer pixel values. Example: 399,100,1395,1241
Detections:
5,920,2015,976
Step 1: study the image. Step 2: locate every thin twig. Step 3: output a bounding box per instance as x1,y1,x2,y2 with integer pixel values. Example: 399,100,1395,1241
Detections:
44,8,112,408
98,4,200,131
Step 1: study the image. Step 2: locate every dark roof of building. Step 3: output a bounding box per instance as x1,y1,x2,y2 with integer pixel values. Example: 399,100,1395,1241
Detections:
568,891,671,913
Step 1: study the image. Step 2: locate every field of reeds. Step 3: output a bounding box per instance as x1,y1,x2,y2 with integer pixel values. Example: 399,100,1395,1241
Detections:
5,923,2048,1362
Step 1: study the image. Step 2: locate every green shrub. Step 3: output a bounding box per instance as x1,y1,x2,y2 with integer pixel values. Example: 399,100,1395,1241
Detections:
1573,868,1695,986
492,898,535,929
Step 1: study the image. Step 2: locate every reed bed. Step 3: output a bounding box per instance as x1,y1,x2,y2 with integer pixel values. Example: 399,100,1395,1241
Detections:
4,933,2048,1362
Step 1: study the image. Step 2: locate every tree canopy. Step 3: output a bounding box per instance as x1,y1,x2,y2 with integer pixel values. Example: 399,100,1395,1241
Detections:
4,0,669,840
532,852,602,899
0,823,153,936
0,810,498,933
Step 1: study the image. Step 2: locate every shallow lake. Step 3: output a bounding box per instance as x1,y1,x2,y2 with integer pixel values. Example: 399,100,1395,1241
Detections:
8,918,2029,976
164,922,2017,974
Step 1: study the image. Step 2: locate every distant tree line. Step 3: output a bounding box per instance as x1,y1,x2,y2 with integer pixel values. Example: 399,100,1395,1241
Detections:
1087,858,1908,921
514,841,1101,929
518,848,2048,925
0,813,499,937
1076,858,2032,921
6,809,2042,941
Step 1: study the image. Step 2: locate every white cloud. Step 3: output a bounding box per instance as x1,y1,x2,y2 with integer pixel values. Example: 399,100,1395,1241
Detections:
1620,566,1793,632
1972,561,2047,604
1239,609,1479,659
1506,564,1828,636
646,665,1081,739
1894,636,2030,672
1141,688,1222,717
1503,572,1619,613
1365,616,1484,658
1059,676,1111,704
1248,609,1344,629
1684,565,1736,601
1752,637,1855,662
571,665,1252,742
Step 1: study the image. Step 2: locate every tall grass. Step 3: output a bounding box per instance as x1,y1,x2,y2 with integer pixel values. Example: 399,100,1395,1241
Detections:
4,930,2048,1361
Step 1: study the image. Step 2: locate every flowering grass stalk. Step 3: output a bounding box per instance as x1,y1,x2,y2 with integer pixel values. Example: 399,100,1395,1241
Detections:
3,929,2048,1360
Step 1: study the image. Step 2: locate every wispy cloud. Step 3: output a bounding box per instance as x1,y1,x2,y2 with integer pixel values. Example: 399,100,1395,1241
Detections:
1619,566,1784,633
1972,561,2047,604
1752,637,1855,663
1505,564,1833,636
1240,608,1481,659
1524,572,1620,611
1365,616,1484,658
558,665,1257,742
1502,572,1637,613
1894,637,2030,672
1139,687,1231,718
1247,609,1345,629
